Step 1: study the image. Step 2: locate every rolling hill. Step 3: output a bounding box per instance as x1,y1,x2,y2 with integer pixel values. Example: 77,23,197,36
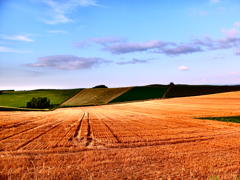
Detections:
0,89,81,108
1,84,240,109
61,87,131,107
165,84,240,98
110,85,168,103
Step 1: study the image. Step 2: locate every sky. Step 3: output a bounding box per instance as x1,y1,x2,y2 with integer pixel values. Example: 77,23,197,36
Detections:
0,0,240,90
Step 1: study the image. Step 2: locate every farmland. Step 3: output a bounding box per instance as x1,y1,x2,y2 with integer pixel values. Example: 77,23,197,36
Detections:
1,85,240,109
110,85,168,103
165,84,240,98
1,91,240,179
62,87,130,107
0,89,81,108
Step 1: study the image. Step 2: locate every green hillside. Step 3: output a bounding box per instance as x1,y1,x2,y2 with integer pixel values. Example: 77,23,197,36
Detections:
0,89,81,108
165,85,240,98
61,87,131,107
1,84,240,110
110,85,168,103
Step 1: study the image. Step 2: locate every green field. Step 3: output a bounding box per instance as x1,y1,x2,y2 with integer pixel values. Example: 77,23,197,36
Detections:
1,84,240,110
0,106,49,111
61,87,131,107
165,85,240,98
200,116,240,123
110,85,168,103
0,89,81,108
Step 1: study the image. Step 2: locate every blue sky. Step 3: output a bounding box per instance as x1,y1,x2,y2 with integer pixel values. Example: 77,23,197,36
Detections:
0,0,240,90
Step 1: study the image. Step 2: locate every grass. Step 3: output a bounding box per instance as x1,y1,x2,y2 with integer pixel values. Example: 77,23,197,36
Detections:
165,85,240,98
110,85,169,103
0,89,81,108
61,87,131,107
199,116,240,123
0,106,49,111
1,84,240,110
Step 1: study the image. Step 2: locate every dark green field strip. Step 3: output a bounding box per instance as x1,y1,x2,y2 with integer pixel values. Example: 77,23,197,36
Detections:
198,116,240,123
0,89,81,108
110,86,168,103
0,106,49,111
165,85,240,98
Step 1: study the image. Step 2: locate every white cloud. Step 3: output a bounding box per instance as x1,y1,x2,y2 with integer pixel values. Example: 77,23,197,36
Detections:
0,34,33,42
47,30,67,34
40,0,101,24
76,35,240,56
27,55,110,70
221,28,239,38
0,46,30,53
178,66,189,71
43,14,72,24
116,58,149,65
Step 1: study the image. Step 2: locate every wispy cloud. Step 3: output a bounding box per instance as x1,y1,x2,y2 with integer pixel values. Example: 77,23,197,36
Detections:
0,46,30,53
74,37,125,48
178,65,189,71
43,14,72,25
40,0,101,24
158,45,203,55
221,28,239,38
26,55,110,70
77,35,240,56
47,30,68,34
0,34,33,42
116,58,149,65
91,37,126,45
76,37,172,54
75,20,240,56
104,40,171,54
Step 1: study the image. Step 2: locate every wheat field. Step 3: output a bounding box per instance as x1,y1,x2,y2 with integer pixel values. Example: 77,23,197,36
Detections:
1,91,240,179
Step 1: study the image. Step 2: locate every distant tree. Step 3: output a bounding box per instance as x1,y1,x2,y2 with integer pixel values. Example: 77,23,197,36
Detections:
92,85,108,88
169,82,175,87
26,97,51,109
0,91,3,95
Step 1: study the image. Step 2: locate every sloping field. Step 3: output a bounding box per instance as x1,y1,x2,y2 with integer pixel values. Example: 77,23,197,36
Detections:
165,84,240,98
1,91,240,179
110,85,168,103
61,85,240,107
2,85,240,109
61,87,131,107
0,89,81,108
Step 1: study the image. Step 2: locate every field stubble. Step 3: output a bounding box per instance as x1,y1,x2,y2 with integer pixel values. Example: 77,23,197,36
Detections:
1,91,240,179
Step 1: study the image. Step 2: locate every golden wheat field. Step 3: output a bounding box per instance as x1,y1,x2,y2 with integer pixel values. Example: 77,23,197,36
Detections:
1,91,240,179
